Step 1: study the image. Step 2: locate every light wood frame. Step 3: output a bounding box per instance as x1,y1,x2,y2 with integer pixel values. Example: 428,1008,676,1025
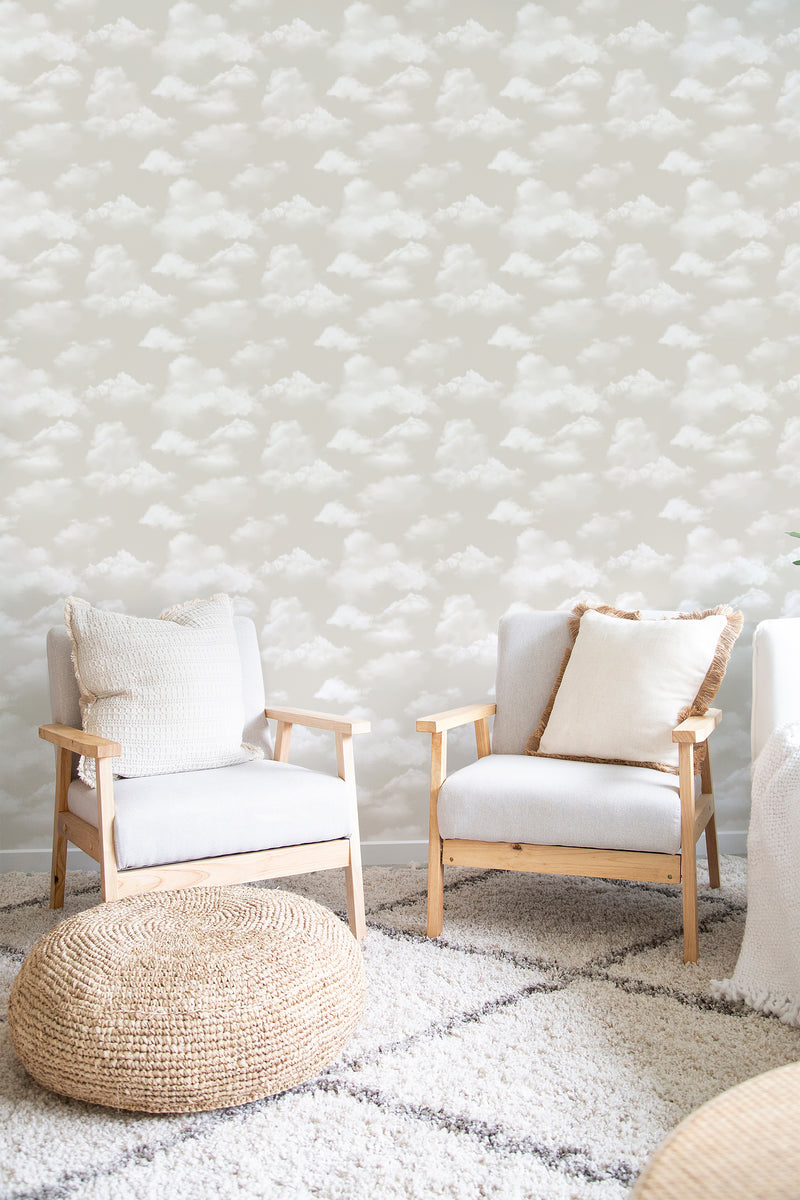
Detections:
40,705,370,940
417,703,722,963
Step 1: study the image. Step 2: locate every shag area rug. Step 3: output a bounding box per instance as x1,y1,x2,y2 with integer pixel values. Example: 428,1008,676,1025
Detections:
2,860,800,1200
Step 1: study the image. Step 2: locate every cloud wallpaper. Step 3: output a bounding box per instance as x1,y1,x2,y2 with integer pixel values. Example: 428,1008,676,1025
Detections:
2,0,799,861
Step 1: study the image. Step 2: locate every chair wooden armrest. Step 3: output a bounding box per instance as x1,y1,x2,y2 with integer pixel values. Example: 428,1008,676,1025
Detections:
416,703,497,734
265,706,370,735
266,707,370,771
672,708,722,744
39,723,122,758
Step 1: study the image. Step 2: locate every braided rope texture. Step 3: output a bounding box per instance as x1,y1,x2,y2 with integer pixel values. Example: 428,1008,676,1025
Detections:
8,886,365,1114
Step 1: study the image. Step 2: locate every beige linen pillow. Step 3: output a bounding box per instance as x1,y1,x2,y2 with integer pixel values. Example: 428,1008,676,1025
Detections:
525,604,743,773
65,594,261,786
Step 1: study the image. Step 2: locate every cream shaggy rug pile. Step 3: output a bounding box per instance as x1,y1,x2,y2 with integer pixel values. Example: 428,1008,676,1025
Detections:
2,860,800,1200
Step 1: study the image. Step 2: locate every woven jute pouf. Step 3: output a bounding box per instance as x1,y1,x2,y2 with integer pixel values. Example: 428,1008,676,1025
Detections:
8,886,365,1114
632,1060,800,1200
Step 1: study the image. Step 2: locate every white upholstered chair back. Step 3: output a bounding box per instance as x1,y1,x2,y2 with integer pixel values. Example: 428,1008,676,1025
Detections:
751,617,800,763
491,611,572,755
46,614,274,760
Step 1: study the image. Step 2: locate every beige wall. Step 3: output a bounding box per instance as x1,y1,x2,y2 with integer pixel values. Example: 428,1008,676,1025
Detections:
3,1,799,858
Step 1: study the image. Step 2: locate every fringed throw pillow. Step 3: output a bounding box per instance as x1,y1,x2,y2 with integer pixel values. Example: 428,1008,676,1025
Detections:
65,594,262,787
524,604,743,773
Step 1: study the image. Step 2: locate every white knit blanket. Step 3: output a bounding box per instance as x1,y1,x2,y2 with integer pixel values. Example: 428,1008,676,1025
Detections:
712,723,800,1025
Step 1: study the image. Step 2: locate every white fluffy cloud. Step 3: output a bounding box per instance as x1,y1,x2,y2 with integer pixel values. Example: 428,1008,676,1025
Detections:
605,69,694,140
502,530,602,594
487,499,534,526
83,246,175,318
502,415,603,468
85,195,155,229
504,354,605,418
502,180,600,245
502,5,603,68
260,19,329,51
156,356,254,419
261,68,351,139
433,245,522,316
330,532,429,594
261,244,348,317
673,180,771,245
328,4,431,70
434,419,523,491
435,69,523,139
314,502,363,528
672,354,774,416
328,416,429,471
85,68,175,139
84,18,153,50
155,180,254,244
435,545,504,578
433,20,503,52
260,420,350,492
154,4,255,66
673,7,772,70
331,355,431,418
329,179,430,246
605,418,692,488
606,244,692,315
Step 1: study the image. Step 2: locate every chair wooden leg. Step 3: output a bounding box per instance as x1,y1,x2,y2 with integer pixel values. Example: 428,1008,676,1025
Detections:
426,731,446,938
345,840,366,942
427,837,444,938
335,732,366,940
50,747,72,909
679,742,699,963
704,813,721,889
701,749,721,889
681,854,698,964
96,757,119,902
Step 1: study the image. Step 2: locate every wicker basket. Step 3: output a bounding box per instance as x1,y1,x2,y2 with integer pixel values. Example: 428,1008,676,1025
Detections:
8,886,365,1113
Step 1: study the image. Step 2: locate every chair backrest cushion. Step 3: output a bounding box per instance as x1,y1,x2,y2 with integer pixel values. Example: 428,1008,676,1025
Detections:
492,611,572,755
47,613,273,762
752,617,800,762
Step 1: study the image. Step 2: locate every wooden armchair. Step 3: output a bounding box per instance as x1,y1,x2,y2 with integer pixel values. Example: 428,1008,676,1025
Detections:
418,611,726,963
40,617,370,939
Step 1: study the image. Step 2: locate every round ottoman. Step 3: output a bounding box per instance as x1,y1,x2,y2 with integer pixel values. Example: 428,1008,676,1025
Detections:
632,1060,800,1200
8,886,365,1113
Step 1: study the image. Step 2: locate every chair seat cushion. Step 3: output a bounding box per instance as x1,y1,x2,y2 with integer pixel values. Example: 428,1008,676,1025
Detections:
437,754,684,854
68,760,351,871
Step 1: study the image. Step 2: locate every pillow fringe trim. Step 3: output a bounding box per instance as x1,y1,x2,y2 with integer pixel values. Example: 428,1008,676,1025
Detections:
532,750,679,775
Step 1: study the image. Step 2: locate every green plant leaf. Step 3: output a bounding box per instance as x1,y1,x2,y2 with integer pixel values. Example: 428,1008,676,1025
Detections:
789,532,800,538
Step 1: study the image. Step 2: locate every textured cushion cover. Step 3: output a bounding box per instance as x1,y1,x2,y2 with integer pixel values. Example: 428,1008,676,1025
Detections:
67,759,352,870
437,754,683,855
492,611,573,755
48,616,273,760
526,605,742,772
65,595,260,786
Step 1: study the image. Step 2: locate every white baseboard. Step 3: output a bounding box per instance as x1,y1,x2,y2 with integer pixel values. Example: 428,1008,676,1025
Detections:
717,831,747,856
0,848,101,874
0,833,747,876
362,841,429,866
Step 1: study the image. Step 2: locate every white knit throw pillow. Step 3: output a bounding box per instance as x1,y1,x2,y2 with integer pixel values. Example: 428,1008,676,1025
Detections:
65,594,261,786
